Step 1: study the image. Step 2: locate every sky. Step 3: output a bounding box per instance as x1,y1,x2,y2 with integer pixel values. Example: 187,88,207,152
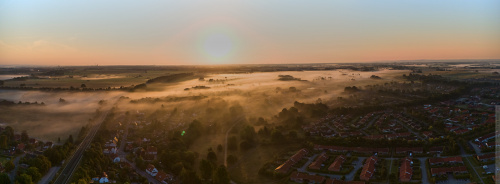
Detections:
0,0,499,66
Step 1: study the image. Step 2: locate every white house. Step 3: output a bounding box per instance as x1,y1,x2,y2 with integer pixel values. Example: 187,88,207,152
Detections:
146,164,158,176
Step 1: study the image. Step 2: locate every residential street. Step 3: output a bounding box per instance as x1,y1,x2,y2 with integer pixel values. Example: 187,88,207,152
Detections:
9,153,25,183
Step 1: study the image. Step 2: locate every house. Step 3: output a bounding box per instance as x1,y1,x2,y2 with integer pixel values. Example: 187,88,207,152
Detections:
144,146,158,160
428,156,463,166
112,155,120,163
428,146,443,154
430,166,467,176
275,148,308,174
360,156,377,181
308,152,328,170
475,132,495,143
328,155,346,172
399,157,412,182
16,143,25,151
325,179,365,184
28,138,38,145
146,164,158,176
99,172,109,183
14,134,21,141
155,171,173,184
290,172,325,184
476,153,495,162
395,147,423,154
43,142,53,150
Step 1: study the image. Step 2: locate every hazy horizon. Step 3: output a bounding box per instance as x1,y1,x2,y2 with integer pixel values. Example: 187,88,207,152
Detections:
1,1,500,66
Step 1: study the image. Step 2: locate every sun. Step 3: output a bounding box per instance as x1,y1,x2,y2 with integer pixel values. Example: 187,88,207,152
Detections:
203,33,233,59
197,27,238,64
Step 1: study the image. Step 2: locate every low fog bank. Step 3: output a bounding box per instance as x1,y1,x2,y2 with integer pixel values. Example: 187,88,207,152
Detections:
0,69,408,141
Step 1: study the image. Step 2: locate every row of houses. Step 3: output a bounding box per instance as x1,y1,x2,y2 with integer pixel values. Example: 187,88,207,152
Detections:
290,172,366,184
275,148,308,174
476,153,496,162
399,157,412,182
428,156,463,166
363,132,413,140
314,145,390,155
430,166,468,177
314,145,444,155
360,156,378,181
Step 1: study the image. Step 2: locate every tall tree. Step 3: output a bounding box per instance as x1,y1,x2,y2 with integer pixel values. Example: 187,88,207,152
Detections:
21,130,29,143
0,173,10,184
67,135,74,144
5,160,15,172
207,150,217,164
0,135,7,149
199,159,213,180
213,165,230,184
26,167,42,182
16,174,33,184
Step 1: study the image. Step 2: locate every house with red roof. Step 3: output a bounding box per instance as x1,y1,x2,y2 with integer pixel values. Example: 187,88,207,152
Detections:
360,156,378,181
428,156,463,166
476,153,495,162
399,157,412,182
430,166,467,176
325,178,365,184
146,164,158,176
328,155,346,172
308,152,328,170
290,172,325,184
275,148,308,174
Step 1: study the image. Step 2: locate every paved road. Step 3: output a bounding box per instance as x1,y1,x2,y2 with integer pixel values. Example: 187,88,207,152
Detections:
224,116,245,166
53,109,111,184
395,119,424,140
464,156,484,184
417,157,430,184
123,159,160,184
9,153,25,183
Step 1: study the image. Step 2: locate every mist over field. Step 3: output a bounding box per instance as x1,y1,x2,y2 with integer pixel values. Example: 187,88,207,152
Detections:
0,69,406,141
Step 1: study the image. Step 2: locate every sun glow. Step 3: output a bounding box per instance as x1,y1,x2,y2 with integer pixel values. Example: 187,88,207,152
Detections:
197,27,239,64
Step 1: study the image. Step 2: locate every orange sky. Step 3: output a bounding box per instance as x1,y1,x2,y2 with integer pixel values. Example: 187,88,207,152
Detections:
1,1,499,65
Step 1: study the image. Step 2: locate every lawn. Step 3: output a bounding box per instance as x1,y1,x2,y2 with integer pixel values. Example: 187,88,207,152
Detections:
0,156,12,165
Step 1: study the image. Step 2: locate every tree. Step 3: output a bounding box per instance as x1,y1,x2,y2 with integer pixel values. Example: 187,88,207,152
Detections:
81,83,86,88
16,174,33,184
26,167,42,182
240,125,256,143
0,173,10,184
68,135,74,144
217,144,223,152
271,130,284,142
228,136,238,150
213,165,230,184
179,168,201,184
207,150,217,164
288,131,298,139
227,155,237,165
4,126,14,140
21,130,29,143
5,160,15,172
0,135,7,149
199,159,213,180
